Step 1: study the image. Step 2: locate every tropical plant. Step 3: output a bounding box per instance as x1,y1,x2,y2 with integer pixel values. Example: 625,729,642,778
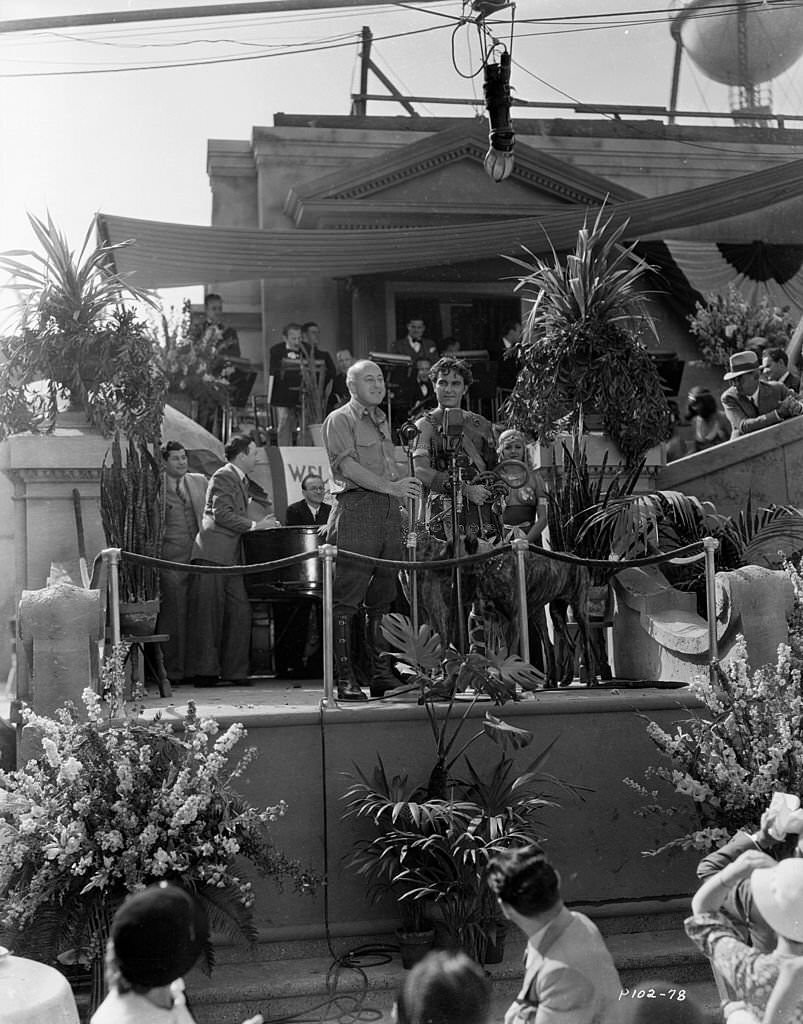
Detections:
688,283,793,367
504,209,671,465
0,651,317,1010
547,441,644,586
0,214,156,438
99,433,163,603
625,560,803,855
341,613,579,963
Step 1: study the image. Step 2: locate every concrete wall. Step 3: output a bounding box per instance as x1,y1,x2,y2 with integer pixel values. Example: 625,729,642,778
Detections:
183,690,704,942
657,414,803,516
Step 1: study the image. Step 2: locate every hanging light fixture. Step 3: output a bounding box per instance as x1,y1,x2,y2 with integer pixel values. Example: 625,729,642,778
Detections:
482,49,514,182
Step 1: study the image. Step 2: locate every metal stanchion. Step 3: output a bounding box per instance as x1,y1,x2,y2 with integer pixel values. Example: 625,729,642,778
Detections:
104,548,122,649
319,544,336,704
511,537,531,666
703,536,719,680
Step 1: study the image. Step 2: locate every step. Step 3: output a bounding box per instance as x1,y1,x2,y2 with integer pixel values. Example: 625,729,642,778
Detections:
186,927,718,1024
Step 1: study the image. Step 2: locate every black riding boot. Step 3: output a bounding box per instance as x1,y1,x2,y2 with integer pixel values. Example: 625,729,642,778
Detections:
334,613,367,702
366,612,399,698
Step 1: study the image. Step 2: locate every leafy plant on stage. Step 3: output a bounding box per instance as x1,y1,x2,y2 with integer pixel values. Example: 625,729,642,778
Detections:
0,214,157,439
688,283,793,367
0,652,317,1010
504,209,671,465
626,559,803,855
341,614,581,964
100,432,163,603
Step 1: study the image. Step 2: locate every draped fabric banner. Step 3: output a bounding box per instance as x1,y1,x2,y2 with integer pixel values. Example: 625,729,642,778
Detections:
97,156,803,289
662,240,803,318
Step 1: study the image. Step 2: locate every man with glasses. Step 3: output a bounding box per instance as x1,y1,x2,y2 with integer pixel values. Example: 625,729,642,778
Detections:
285,474,331,527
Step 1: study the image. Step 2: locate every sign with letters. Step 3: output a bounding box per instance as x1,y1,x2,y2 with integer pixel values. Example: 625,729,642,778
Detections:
266,446,331,519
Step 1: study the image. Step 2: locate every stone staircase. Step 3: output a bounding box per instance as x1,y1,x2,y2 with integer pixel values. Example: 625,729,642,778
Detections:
186,907,724,1024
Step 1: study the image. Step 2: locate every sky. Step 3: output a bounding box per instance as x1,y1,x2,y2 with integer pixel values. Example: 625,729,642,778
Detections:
3,0,803,305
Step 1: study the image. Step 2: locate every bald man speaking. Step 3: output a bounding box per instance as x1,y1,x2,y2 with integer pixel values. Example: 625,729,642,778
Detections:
322,360,421,701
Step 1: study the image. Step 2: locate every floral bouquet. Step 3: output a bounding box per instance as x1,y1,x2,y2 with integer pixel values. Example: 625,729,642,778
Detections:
152,299,233,408
0,650,316,1008
688,283,793,367
626,560,803,855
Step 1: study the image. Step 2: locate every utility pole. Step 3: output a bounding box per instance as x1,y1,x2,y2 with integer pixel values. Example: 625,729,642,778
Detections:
350,25,418,117
0,0,449,35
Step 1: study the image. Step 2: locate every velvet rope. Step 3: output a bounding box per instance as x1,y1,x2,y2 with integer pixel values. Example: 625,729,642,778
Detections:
120,538,706,576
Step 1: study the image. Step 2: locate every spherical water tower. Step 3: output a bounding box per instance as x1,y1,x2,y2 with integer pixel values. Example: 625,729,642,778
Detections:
669,0,803,123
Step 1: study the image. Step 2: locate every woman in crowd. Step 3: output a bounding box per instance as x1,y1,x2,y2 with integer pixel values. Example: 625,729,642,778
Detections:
686,386,730,451
495,428,549,545
686,849,803,1022
92,883,262,1024
393,951,490,1024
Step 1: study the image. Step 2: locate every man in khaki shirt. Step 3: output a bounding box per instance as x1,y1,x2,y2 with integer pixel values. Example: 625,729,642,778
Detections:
322,360,421,701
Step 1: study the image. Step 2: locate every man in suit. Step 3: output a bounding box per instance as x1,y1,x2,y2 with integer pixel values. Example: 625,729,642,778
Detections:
495,319,522,394
403,357,437,419
762,346,801,392
269,322,305,447
285,474,331,527
721,349,803,439
392,316,439,365
186,434,280,686
488,847,622,1024
157,441,208,684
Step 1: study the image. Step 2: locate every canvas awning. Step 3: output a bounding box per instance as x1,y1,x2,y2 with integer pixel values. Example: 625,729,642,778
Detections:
97,156,803,288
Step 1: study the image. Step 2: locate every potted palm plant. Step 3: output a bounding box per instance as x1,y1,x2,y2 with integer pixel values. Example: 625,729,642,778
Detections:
341,615,579,966
504,209,671,467
0,214,154,439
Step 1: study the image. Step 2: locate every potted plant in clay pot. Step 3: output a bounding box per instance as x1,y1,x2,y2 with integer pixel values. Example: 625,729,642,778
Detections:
0,214,154,439
504,209,672,468
341,615,580,966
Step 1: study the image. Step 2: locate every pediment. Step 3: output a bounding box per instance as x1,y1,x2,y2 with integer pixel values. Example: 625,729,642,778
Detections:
284,124,641,228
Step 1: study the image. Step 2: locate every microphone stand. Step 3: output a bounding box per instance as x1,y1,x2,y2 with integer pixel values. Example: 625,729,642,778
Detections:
445,442,468,654
398,419,421,634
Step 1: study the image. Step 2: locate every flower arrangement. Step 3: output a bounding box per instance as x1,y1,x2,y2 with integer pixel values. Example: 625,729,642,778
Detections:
626,559,803,855
0,651,316,1007
687,283,793,367
153,299,234,411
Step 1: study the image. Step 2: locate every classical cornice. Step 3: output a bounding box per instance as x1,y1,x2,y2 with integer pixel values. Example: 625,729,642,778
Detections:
283,125,640,227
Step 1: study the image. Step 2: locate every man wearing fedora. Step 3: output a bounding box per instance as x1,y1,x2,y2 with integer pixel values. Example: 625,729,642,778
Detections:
720,349,803,439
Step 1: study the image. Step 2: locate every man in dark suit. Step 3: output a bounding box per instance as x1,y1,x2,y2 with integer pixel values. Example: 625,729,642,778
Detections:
762,346,801,392
392,316,439,365
186,434,280,686
157,441,208,685
721,349,803,438
285,474,331,527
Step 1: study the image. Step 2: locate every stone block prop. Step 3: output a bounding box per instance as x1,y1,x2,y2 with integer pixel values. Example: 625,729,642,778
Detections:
18,582,104,717
612,564,794,683
657,414,803,518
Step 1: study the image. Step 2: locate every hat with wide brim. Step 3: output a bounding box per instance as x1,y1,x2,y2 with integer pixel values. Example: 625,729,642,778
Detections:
750,859,803,941
723,350,761,381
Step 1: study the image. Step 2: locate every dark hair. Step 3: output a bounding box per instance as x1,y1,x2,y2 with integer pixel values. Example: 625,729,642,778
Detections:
686,388,717,420
204,293,222,307
282,322,303,337
501,320,521,336
224,434,254,462
764,346,788,366
302,321,319,332
486,846,559,916
395,951,490,1024
160,440,186,461
429,356,473,388
301,474,323,490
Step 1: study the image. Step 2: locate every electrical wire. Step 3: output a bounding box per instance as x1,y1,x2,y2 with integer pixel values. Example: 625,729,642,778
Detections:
0,21,450,77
